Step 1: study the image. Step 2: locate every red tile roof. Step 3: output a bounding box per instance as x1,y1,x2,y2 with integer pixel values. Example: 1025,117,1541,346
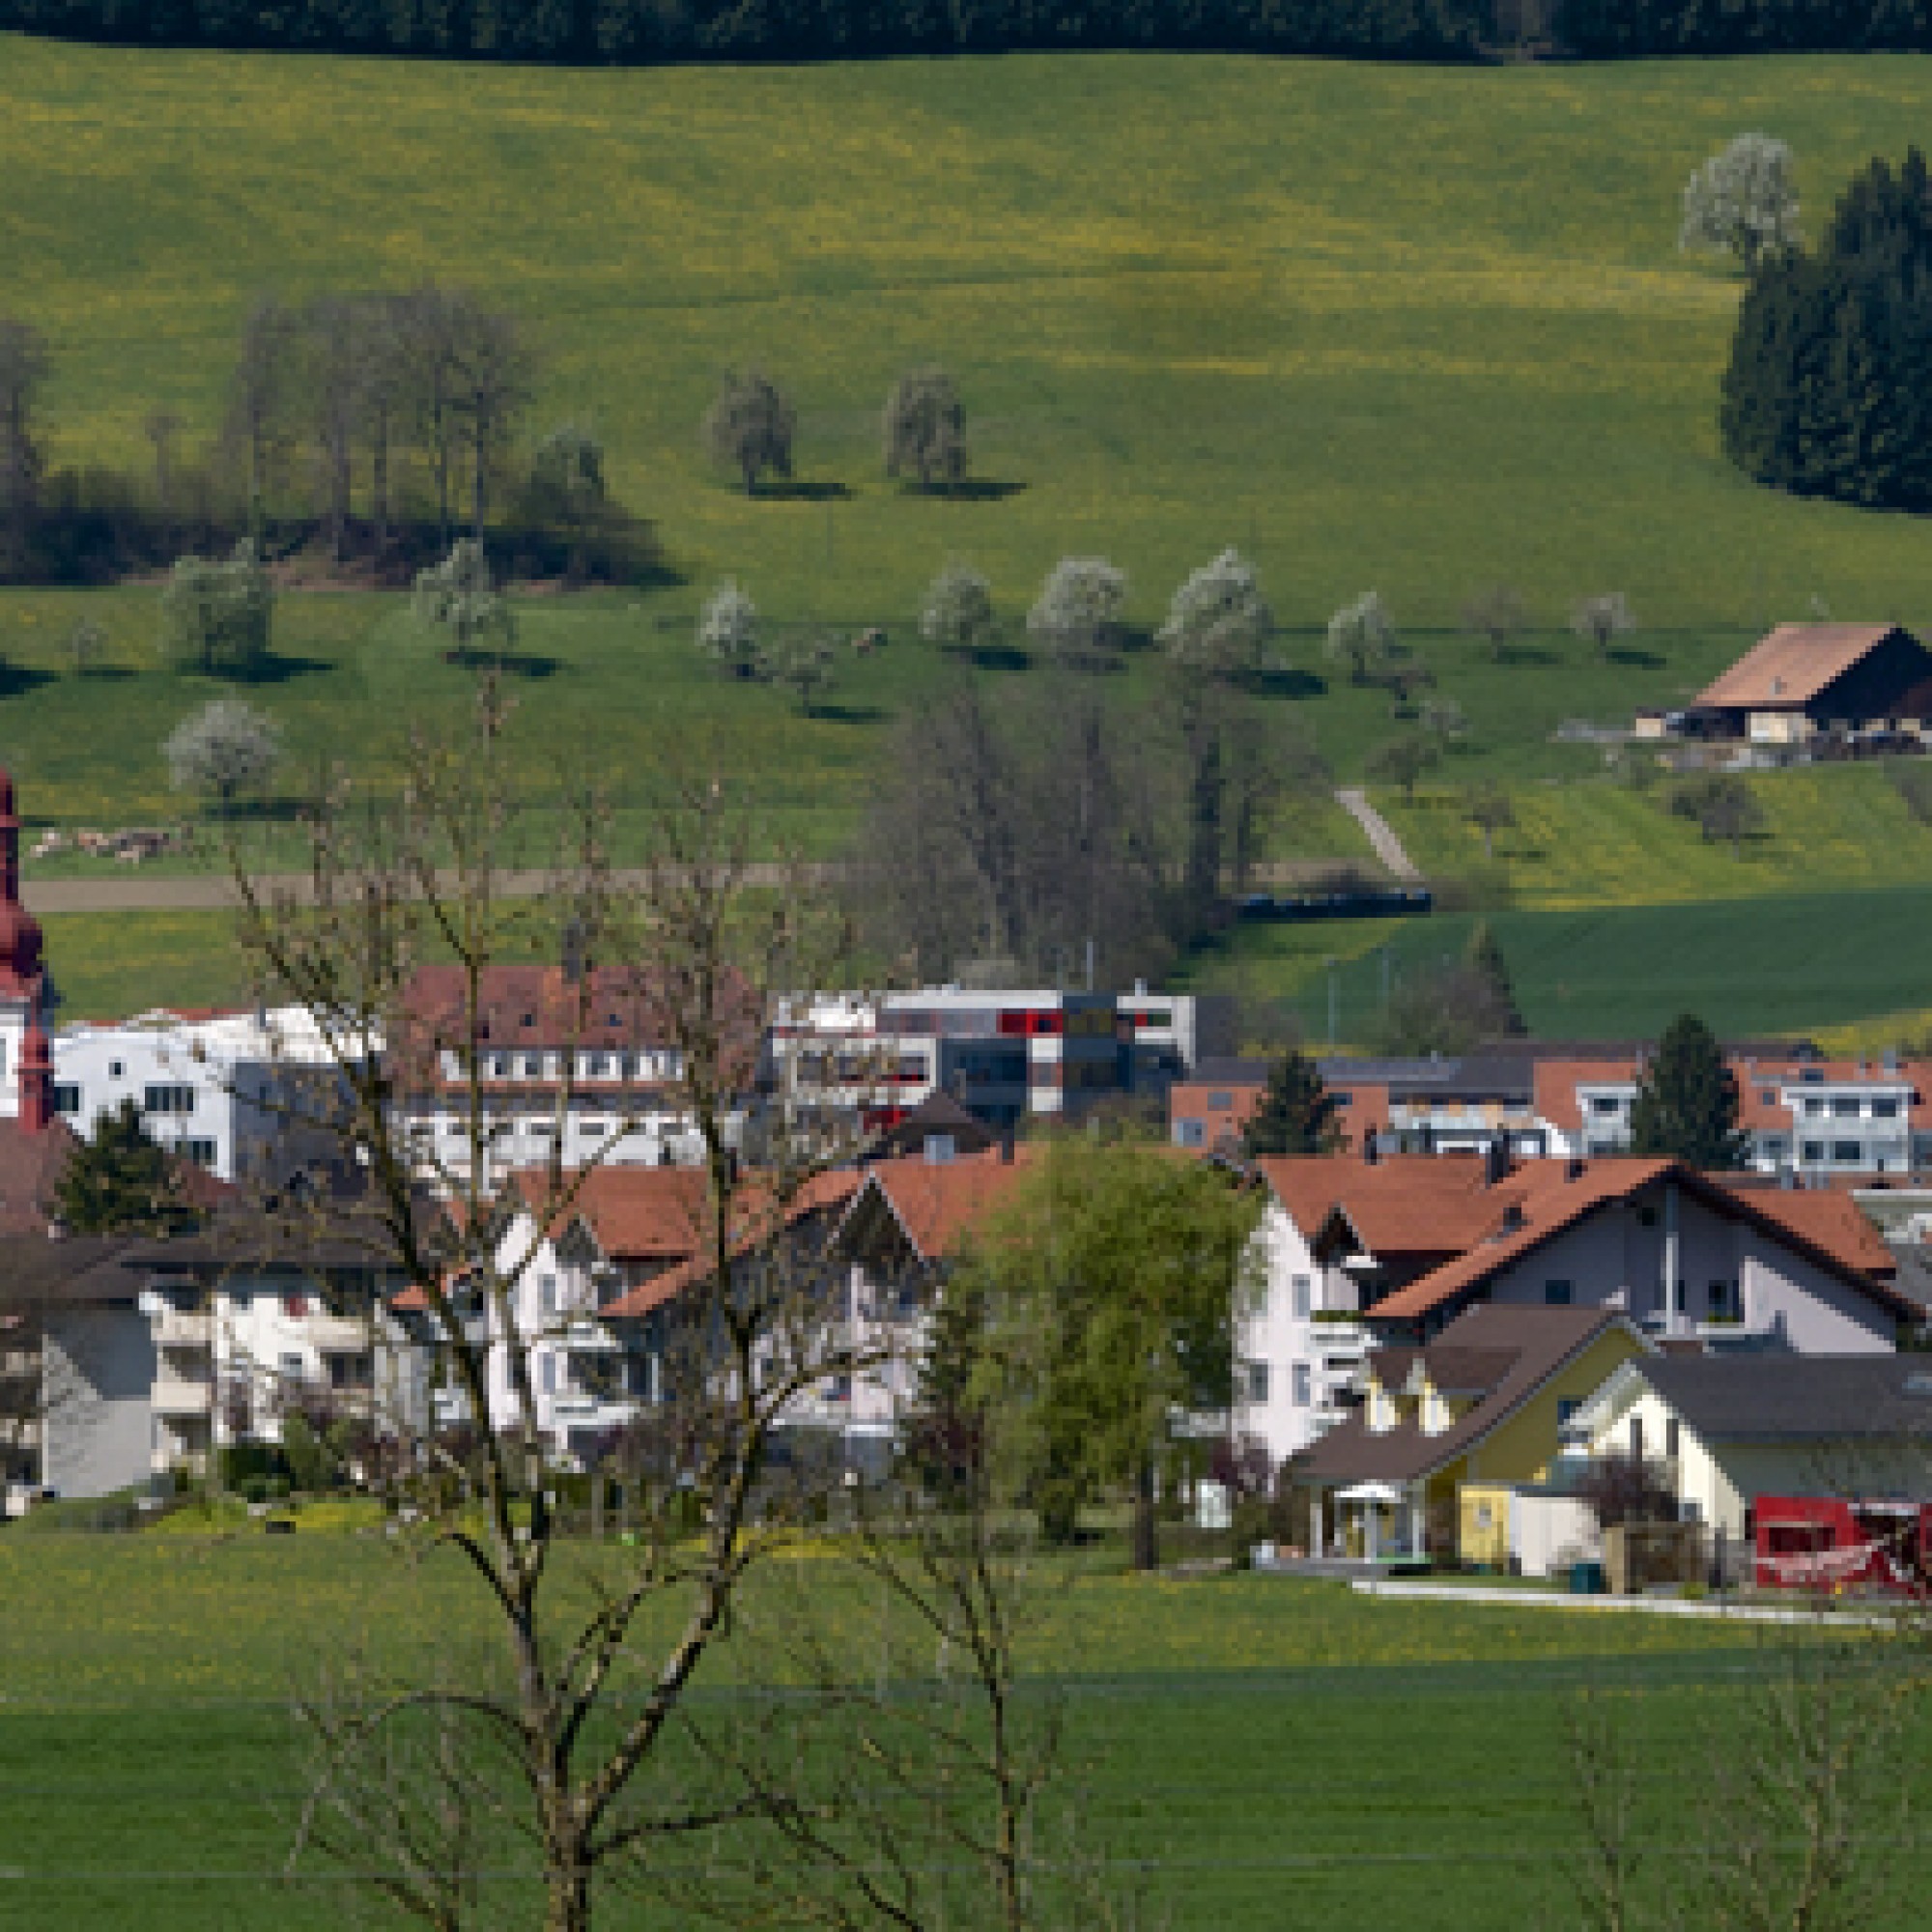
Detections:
1363,1159,1916,1326
601,1168,862,1321
1255,1152,1501,1256
854,1149,1035,1263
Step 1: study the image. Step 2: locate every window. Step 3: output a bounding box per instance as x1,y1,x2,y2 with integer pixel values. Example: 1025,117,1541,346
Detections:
1665,1416,1680,1461
1590,1095,1621,1117
523,1055,543,1079
540,1355,555,1395
108,1059,123,1080
1759,1087,1776,1105
1832,1096,1860,1118
490,1055,507,1079
279,1351,305,1379
1207,1091,1233,1111
53,1083,79,1115
1803,1097,1825,1118
1630,1415,1644,1462
579,1121,608,1142
1545,1279,1573,1306
1557,1398,1580,1428
1707,1279,1734,1319
1245,1361,1270,1405
1292,1361,1312,1406
181,1138,217,1168
1174,1119,1205,1149
143,1084,196,1116
1292,1275,1312,1321
1873,1096,1900,1120
1832,1140,1861,1164
1803,1141,1826,1164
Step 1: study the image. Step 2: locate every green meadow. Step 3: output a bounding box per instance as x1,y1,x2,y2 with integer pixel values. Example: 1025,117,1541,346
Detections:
12,40,1932,626
8,40,1932,1032
0,1530,1900,1929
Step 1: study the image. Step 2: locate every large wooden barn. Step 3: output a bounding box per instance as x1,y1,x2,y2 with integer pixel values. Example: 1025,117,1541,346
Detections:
1686,622,1932,745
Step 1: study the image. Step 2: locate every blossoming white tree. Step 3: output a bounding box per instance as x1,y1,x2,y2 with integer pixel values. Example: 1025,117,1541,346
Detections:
1680,133,1800,270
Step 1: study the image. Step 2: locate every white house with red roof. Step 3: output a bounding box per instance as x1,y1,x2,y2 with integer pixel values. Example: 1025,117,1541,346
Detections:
1232,1148,1917,1471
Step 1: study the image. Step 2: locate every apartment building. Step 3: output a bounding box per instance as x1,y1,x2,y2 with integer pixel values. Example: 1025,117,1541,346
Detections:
52,1006,353,1183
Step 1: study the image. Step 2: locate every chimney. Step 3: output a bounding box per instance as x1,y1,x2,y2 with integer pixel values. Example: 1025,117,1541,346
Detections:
18,1018,51,1133
1484,1135,1511,1186
1566,1156,1587,1181
1362,1125,1378,1166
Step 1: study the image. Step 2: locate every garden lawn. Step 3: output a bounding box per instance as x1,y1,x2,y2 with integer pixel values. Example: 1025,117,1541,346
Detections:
0,1532,1874,1928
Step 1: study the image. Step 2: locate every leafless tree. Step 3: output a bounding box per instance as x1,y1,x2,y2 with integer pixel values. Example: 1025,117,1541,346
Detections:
300,295,367,561
226,297,298,532
0,317,49,572
143,408,184,539
230,682,895,1930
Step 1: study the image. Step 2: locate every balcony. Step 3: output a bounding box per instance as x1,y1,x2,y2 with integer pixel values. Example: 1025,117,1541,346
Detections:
150,1307,212,1348
305,1315,377,1355
152,1370,213,1416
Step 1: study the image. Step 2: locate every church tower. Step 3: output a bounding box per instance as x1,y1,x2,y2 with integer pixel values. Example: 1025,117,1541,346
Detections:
0,770,51,1126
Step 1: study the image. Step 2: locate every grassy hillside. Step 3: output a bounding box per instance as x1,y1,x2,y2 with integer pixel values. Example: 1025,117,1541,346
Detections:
10,40,1932,628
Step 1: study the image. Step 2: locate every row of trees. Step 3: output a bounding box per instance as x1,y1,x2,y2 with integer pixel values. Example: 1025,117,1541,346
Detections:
1722,150,1932,514
0,292,658,585
1,0,1490,63
847,670,1327,988
19,0,1932,62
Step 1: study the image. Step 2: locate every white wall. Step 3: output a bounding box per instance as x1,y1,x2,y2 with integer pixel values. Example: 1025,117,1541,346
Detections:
1484,1185,1896,1350
1235,1200,1369,1468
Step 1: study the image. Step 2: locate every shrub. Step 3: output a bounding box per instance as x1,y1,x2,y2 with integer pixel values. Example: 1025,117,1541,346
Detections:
158,539,271,673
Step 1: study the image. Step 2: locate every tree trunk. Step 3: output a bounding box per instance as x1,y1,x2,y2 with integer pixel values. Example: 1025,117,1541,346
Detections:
1131,1455,1157,1574
372,407,391,550
544,1855,591,1932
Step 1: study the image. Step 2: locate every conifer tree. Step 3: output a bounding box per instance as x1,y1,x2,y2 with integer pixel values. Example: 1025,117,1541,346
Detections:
54,1099,199,1234
1464,921,1526,1038
1628,1014,1749,1170
1240,1047,1343,1158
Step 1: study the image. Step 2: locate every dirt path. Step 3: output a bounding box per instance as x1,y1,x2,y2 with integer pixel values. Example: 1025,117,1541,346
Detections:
1334,787,1422,883
23,864,836,916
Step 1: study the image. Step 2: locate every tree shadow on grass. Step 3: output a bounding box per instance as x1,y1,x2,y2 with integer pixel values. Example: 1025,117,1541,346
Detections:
753,479,850,502
442,647,562,680
907,477,1027,503
943,642,1033,672
0,665,56,699
206,796,310,826
1239,666,1325,699
1498,643,1561,667
224,651,334,686
1606,645,1664,669
809,701,888,725
69,665,137,684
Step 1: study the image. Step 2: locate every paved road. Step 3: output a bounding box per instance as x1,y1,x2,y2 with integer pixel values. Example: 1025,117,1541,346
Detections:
1333,787,1422,883
22,864,838,915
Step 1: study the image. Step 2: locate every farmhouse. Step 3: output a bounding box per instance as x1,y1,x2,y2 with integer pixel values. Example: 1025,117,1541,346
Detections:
1685,622,1932,746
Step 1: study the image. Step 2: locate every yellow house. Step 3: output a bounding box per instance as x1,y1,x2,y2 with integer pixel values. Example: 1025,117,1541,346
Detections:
1291,1305,1649,1564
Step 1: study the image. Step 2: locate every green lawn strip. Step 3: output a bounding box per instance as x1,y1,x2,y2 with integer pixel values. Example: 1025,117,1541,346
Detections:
1380,763,1932,910
0,1538,1890,1928
1179,885,1932,1044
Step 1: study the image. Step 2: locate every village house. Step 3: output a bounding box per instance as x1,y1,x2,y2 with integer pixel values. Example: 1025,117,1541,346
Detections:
1289,1302,1647,1564
1232,1149,1914,1471
1562,1351,1932,1543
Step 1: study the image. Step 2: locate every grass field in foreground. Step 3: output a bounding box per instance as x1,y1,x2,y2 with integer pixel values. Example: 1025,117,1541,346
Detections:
13,41,1932,630
1181,885,1932,1046
0,1532,1873,1929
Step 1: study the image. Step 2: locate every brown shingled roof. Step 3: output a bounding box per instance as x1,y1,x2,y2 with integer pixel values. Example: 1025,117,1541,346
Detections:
1294,1303,1635,1486
1693,623,1905,712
